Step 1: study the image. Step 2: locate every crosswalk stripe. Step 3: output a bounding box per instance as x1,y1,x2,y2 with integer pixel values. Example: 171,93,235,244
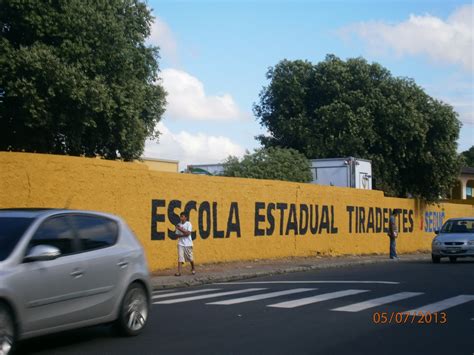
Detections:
215,281,399,285
152,289,221,300
332,292,424,312
404,295,474,315
267,289,370,309
153,288,266,305
207,288,316,305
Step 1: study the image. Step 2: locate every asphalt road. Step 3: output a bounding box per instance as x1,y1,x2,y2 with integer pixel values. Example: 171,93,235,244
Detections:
17,258,474,355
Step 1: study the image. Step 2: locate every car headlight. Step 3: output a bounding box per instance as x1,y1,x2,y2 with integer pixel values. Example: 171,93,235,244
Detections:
432,240,441,246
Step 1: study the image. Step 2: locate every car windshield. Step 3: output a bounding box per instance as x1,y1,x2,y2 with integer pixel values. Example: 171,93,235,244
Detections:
0,217,34,261
440,220,474,234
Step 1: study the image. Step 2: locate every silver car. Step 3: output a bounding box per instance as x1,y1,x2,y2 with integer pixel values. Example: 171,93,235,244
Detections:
431,217,474,263
0,209,151,354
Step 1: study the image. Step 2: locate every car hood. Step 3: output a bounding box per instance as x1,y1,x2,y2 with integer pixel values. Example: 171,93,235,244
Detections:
435,233,474,242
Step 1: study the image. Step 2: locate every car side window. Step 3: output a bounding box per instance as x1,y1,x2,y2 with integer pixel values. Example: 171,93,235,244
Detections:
71,215,118,252
30,216,76,255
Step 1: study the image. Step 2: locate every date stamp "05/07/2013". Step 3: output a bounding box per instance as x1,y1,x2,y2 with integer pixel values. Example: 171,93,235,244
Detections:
372,312,448,325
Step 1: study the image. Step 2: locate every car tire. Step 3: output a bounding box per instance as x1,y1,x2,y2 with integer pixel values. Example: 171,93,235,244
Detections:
115,283,149,337
449,256,457,263
0,303,15,355
431,254,441,263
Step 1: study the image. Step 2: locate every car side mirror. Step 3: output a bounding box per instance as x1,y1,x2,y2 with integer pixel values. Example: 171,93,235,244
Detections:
434,230,439,235
24,245,61,262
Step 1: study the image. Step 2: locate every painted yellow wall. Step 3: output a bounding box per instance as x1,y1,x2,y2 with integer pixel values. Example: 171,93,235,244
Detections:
1,152,473,271
141,158,179,173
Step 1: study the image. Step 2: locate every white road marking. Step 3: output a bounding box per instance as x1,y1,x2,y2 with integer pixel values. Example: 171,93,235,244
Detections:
215,281,399,285
267,289,370,309
332,292,424,312
405,295,474,315
152,289,221,300
207,288,316,305
153,288,266,305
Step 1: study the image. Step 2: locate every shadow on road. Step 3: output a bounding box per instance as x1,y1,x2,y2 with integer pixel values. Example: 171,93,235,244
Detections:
16,324,114,354
402,258,474,265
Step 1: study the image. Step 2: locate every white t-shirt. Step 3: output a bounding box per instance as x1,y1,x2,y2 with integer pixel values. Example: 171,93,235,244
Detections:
176,221,193,247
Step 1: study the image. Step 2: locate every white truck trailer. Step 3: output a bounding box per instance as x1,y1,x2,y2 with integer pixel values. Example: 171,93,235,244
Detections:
309,157,372,189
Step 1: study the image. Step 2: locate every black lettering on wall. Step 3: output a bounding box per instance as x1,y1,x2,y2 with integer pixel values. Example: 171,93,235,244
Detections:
359,207,366,233
319,205,330,234
151,199,165,240
167,200,182,240
367,208,375,233
226,202,241,238
299,204,309,235
212,202,225,238
375,208,382,233
346,206,355,233
184,201,197,239
199,202,211,239
310,205,319,234
402,209,409,233
277,203,288,235
383,208,389,233
254,202,265,236
286,204,298,235
355,207,359,233
267,203,275,235
408,210,414,232
330,205,338,233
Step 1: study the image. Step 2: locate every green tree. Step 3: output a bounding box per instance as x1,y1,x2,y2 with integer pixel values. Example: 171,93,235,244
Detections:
254,55,462,200
0,0,166,160
460,146,474,167
223,147,312,183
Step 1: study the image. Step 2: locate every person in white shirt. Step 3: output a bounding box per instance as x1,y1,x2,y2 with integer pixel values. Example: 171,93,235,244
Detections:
175,212,196,276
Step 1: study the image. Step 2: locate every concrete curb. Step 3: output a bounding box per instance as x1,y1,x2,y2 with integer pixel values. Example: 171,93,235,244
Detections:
151,254,430,290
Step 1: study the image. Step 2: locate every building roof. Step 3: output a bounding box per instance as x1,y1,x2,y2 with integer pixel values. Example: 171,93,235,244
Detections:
141,157,179,164
461,167,474,175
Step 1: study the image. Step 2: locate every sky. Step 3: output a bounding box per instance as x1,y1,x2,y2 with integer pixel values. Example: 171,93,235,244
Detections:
144,0,474,169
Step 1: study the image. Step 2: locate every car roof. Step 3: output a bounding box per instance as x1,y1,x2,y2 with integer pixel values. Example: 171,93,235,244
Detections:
0,208,119,220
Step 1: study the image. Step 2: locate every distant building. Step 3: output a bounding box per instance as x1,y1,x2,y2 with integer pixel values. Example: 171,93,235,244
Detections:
187,164,225,175
141,157,179,173
452,167,474,200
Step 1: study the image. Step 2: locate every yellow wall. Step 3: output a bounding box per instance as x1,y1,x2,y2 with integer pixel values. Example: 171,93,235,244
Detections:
1,152,473,271
141,158,179,173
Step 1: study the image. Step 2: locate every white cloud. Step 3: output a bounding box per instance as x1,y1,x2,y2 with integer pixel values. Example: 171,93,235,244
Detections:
149,16,179,65
144,122,246,169
341,4,474,71
161,68,246,121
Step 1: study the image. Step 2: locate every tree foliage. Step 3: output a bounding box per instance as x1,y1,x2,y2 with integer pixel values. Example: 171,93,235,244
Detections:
0,0,166,160
254,55,462,200
460,146,474,167
223,147,312,183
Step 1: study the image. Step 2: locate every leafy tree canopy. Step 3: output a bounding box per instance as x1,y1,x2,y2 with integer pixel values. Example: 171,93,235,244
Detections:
223,147,312,183
254,55,462,200
460,146,474,167
0,0,166,160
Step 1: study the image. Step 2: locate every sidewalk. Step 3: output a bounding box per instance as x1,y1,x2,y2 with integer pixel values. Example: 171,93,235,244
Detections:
151,252,430,290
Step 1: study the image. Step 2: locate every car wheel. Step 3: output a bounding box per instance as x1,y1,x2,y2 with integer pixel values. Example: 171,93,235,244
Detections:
449,256,457,263
115,283,149,336
0,304,15,355
431,254,441,263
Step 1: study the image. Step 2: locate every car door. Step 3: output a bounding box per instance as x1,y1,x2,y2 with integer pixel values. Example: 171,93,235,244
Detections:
12,214,87,334
68,214,127,319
